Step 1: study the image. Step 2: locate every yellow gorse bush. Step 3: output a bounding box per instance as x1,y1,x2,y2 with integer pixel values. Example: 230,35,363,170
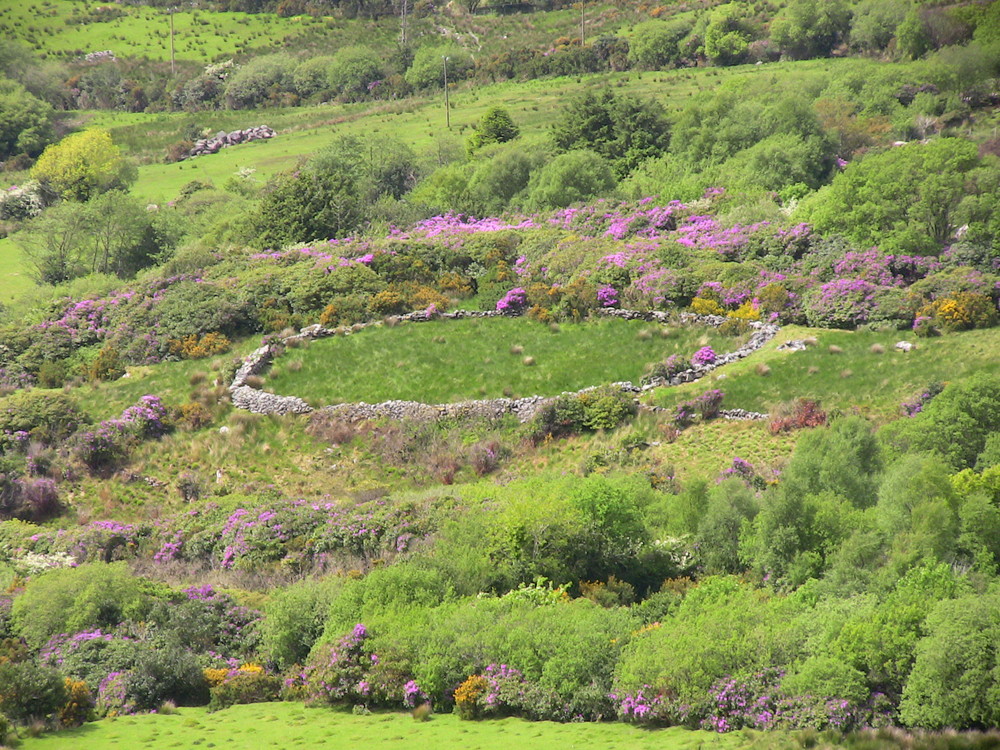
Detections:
454,674,488,719
168,332,231,359
690,297,725,316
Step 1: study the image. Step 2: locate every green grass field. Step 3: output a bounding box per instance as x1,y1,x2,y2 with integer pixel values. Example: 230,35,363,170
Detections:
0,236,37,303
116,57,860,203
17,702,754,750
263,316,735,405
647,325,1000,422
1,1,647,64
0,1,366,63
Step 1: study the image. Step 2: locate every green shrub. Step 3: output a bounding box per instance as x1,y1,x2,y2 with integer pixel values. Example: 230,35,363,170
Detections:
613,576,783,705
0,660,67,722
831,563,967,696
260,576,345,669
695,479,758,574
103,643,210,713
577,386,639,431
628,19,693,69
328,46,382,100
12,563,159,649
0,710,12,745
247,170,362,249
551,89,669,178
533,386,636,439
525,150,617,209
405,45,473,90
207,669,281,712
322,564,454,639
224,54,294,109
292,55,335,98
783,655,868,705
466,107,519,155
0,390,84,444
879,373,1000,471
900,591,1000,728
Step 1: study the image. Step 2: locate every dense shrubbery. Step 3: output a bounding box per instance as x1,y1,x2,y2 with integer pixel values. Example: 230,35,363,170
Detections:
2,377,1000,731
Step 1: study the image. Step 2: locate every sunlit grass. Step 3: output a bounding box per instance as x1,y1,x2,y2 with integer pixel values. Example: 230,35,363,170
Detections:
0,236,36,303
17,702,753,750
647,325,1000,423
264,316,738,406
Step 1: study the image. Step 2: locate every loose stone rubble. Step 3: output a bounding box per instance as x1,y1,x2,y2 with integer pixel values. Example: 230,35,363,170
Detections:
183,126,275,160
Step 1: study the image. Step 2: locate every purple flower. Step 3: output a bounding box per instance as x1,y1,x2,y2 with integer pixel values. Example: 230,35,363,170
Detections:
691,346,716,367
496,287,528,314
596,285,619,307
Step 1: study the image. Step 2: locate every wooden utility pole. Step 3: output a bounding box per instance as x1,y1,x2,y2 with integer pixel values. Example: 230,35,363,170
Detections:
443,56,450,129
399,0,409,46
169,8,176,76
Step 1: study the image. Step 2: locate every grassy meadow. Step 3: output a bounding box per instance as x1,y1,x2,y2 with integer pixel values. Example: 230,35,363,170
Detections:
0,236,37,303
29,56,855,202
264,316,735,405
16,703,753,750
0,1,647,64
647,326,1000,423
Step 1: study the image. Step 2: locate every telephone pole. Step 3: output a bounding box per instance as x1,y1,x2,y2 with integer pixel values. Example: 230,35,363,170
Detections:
442,56,450,129
399,0,409,46
169,8,176,76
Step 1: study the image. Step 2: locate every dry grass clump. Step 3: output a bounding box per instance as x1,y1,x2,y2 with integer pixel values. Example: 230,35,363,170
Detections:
755,363,771,376
870,343,885,354
522,356,536,366
803,336,818,346
189,371,207,386
307,412,358,445
510,344,524,355
828,345,843,354
808,366,820,375
636,328,653,341
840,369,853,378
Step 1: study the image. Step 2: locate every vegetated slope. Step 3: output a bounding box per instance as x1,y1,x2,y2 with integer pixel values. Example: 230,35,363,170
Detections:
3,3,1000,743
0,0,641,64
96,58,847,197
650,325,1000,421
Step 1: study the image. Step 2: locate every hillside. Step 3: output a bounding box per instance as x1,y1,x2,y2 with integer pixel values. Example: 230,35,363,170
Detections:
1,0,1000,748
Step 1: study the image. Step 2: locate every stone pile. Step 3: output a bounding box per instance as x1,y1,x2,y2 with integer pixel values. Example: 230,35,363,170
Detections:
83,50,116,62
184,126,275,160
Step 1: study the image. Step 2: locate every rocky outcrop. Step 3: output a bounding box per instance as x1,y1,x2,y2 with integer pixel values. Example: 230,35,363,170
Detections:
227,310,782,422
184,126,275,160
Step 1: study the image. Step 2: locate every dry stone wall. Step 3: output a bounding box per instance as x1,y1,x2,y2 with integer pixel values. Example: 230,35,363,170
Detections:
227,309,780,422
